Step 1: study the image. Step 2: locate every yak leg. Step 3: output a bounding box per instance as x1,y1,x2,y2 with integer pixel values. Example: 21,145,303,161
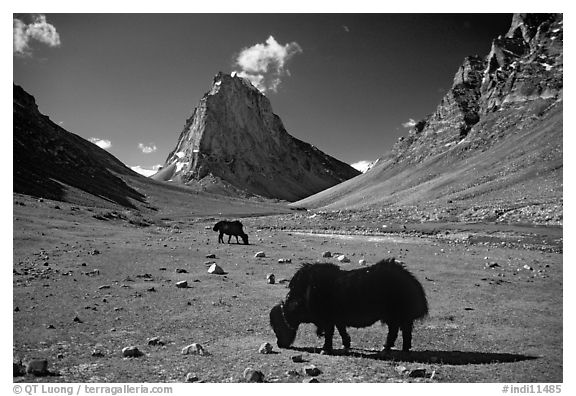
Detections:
321,324,335,354
336,324,351,350
218,232,224,243
235,235,240,244
384,322,399,351
400,321,413,352
227,234,232,243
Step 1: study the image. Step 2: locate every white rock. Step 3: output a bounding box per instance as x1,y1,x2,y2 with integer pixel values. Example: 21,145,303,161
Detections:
254,251,266,258
208,263,225,275
258,342,273,354
176,280,188,288
337,255,350,263
359,259,366,265
182,343,207,356
122,346,142,358
266,274,275,284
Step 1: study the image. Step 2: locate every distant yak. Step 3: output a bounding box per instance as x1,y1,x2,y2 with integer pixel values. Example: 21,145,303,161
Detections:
269,258,428,354
213,220,249,245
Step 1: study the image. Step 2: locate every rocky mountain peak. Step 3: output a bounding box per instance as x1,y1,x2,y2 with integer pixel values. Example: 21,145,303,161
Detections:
153,72,360,201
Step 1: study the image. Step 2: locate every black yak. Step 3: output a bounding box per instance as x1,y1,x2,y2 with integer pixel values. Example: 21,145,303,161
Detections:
269,258,428,354
213,220,249,245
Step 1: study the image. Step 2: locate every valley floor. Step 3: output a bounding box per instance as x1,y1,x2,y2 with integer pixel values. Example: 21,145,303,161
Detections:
13,195,562,383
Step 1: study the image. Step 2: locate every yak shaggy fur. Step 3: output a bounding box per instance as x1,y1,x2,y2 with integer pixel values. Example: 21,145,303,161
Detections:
213,220,249,245
270,258,428,353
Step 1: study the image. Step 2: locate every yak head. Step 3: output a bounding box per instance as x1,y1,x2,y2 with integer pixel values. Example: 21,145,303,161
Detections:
212,222,221,232
269,301,301,348
240,233,249,245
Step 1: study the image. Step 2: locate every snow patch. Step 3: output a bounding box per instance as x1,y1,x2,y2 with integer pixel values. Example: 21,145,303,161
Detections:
175,152,185,159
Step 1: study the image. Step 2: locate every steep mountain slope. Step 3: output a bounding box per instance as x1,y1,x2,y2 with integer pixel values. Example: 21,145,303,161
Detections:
13,84,291,217
13,84,148,209
152,72,360,201
294,14,563,225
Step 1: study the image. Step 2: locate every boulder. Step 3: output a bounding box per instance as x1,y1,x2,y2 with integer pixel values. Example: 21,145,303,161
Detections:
181,343,207,356
258,342,273,354
266,274,275,284
25,359,49,376
122,346,142,358
208,263,225,275
243,367,265,383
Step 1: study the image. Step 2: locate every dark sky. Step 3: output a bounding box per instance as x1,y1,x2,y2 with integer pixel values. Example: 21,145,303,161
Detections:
13,13,513,174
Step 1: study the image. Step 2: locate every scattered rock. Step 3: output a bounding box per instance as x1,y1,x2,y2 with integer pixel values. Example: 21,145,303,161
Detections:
185,373,199,382
98,285,111,290
302,365,322,376
258,342,273,354
208,263,225,275
176,280,188,288
359,259,366,265
90,249,100,255
485,262,500,268
206,254,216,259
266,274,275,284
122,346,142,358
291,354,305,363
278,258,292,263
523,264,534,271
46,324,55,329
395,365,408,375
147,337,165,346
181,343,207,356
254,251,266,258
175,268,188,273
408,368,427,378
303,378,319,383
243,367,265,382
25,359,49,376
337,255,350,263
13,361,25,376
91,347,105,357
73,316,83,323
321,251,332,258
286,369,300,377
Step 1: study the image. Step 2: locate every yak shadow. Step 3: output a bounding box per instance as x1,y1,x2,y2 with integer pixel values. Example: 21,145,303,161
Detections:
288,346,538,365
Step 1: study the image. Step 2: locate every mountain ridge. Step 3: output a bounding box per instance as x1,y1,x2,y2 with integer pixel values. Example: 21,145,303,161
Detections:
293,13,563,226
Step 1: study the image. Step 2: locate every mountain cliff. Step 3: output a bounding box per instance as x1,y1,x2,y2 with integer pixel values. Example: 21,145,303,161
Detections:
294,14,563,225
13,84,148,208
152,72,360,201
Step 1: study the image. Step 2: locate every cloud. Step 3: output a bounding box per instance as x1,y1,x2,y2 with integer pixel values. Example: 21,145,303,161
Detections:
131,164,162,177
402,118,417,128
233,35,302,93
14,14,61,56
138,143,157,154
351,160,373,173
89,137,112,150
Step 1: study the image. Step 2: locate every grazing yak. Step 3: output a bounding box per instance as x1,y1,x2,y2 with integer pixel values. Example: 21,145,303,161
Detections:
213,220,249,245
269,258,428,354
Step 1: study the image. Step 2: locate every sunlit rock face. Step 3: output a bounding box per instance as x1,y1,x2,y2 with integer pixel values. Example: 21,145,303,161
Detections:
391,13,562,166
154,72,360,201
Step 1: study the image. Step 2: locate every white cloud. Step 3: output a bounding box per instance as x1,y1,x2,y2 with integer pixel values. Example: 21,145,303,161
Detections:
351,160,373,173
131,164,162,177
233,35,302,93
138,143,157,154
13,14,61,56
402,118,417,128
89,137,112,150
